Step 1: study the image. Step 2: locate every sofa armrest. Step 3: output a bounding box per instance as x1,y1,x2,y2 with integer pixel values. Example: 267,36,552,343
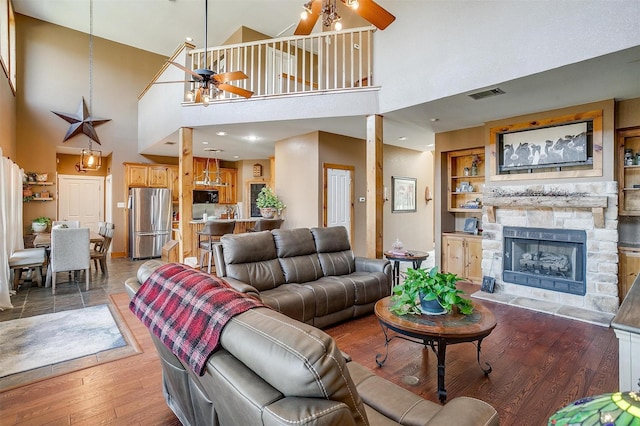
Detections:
263,397,357,426
355,257,390,274
425,396,499,426
220,277,261,300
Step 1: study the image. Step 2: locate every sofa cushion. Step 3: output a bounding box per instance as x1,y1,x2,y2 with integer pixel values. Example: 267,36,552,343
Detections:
220,307,369,426
259,284,316,324
311,227,356,276
221,232,285,290
323,271,389,305
273,228,323,283
305,277,356,317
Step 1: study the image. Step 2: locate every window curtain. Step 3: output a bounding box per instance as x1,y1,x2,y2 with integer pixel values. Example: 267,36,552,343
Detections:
0,147,24,310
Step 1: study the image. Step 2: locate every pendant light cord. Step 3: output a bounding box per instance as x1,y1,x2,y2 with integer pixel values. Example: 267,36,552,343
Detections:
88,0,94,152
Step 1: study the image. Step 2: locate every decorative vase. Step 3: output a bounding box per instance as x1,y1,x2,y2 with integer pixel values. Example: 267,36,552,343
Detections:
260,207,277,219
32,222,47,233
418,291,446,315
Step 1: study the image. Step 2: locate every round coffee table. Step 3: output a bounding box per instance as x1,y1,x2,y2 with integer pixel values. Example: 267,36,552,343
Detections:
374,296,496,403
383,250,429,287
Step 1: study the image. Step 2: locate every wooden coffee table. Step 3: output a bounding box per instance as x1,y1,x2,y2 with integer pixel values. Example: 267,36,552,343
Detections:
374,296,496,402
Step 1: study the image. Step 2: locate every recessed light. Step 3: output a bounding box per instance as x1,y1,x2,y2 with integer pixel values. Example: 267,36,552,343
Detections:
398,136,407,141
430,118,439,122
216,131,227,136
202,141,209,145
185,37,193,42
245,135,259,141
233,155,240,159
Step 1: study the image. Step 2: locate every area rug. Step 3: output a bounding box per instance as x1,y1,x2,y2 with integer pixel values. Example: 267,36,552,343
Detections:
0,302,141,392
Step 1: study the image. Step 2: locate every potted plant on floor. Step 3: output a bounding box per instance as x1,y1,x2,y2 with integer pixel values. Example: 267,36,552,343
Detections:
256,186,285,218
389,266,474,316
32,216,51,233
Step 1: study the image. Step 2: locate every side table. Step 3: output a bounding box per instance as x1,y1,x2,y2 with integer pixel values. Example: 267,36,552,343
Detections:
384,250,429,287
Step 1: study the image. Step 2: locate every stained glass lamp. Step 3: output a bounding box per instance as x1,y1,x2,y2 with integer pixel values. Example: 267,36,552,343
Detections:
549,392,640,425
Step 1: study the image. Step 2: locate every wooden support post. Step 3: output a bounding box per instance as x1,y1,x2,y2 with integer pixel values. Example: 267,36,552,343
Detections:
366,115,383,258
179,127,194,261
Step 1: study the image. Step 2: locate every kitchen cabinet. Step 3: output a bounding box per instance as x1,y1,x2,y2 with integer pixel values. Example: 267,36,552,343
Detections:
193,157,237,204
619,246,640,302
218,168,237,204
169,165,179,203
148,165,170,188
442,233,482,283
618,127,640,216
447,148,484,213
125,163,149,187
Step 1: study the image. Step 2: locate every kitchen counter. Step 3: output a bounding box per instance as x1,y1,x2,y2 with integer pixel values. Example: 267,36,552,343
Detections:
187,218,260,258
189,218,260,224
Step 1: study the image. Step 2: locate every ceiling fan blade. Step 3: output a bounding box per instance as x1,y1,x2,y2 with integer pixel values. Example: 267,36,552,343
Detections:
168,61,203,80
217,83,254,99
350,0,396,30
194,87,203,103
153,80,191,84
213,71,248,83
294,0,321,35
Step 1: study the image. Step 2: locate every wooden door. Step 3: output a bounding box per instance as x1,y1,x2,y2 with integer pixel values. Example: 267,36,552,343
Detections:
126,164,148,187
148,166,169,188
619,247,640,302
466,237,483,283
442,234,465,277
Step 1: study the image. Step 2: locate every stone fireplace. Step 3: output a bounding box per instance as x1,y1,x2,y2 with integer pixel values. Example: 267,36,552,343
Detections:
477,181,619,325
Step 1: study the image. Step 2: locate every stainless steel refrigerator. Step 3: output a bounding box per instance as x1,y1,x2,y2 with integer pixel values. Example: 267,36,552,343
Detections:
128,187,172,259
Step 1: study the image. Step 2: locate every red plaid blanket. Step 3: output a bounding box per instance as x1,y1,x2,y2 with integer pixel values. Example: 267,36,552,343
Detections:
129,263,265,376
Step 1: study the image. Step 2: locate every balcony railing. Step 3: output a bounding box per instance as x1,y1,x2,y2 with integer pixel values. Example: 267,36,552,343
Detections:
186,26,376,102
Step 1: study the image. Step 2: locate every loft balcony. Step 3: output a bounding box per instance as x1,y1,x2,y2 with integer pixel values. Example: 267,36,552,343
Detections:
138,27,380,151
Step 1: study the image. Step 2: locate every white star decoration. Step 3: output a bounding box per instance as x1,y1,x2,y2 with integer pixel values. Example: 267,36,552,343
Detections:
52,97,111,144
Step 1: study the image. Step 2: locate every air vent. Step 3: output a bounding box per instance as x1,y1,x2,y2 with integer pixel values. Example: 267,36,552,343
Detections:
164,141,176,145
468,88,506,100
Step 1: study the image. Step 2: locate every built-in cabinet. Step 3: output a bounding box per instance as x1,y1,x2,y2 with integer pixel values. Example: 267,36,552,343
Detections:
619,246,640,302
124,162,179,203
618,127,640,216
442,233,482,283
447,148,484,213
193,157,237,204
611,273,640,393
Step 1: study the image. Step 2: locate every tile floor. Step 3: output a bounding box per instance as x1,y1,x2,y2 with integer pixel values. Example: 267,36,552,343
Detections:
1,258,149,322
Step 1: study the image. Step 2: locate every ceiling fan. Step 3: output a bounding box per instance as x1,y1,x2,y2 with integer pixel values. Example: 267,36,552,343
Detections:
161,0,254,103
294,0,396,35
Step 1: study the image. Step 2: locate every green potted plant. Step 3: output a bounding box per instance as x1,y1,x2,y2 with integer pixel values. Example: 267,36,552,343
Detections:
32,216,51,233
389,266,474,316
256,187,285,218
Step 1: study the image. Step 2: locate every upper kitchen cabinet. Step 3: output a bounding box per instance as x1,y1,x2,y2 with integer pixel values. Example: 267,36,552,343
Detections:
125,163,148,187
192,157,237,204
618,127,640,216
148,165,170,188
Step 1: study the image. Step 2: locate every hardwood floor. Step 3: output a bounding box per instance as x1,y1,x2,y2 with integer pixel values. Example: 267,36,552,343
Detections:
0,263,619,425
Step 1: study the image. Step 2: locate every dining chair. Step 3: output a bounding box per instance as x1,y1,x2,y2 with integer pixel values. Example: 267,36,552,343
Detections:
91,226,115,274
197,220,236,273
48,228,90,294
248,219,283,232
51,220,80,228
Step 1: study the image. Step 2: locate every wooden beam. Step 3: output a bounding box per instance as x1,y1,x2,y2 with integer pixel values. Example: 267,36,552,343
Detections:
366,115,383,258
179,127,194,261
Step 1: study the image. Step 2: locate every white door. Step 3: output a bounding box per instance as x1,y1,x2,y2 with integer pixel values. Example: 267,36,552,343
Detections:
266,46,296,94
57,175,104,232
326,168,352,238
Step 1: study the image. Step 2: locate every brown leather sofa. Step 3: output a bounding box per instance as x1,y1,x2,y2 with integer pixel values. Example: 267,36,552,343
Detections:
126,260,500,426
213,226,392,328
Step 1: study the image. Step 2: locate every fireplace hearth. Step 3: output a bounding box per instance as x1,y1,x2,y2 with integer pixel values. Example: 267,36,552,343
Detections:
503,227,586,296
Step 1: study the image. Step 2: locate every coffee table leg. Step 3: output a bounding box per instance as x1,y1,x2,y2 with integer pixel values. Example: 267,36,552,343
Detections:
436,339,447,403
375,323,391,367
476,338,492,375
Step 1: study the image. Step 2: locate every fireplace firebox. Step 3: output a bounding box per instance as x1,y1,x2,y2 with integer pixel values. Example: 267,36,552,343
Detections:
503,227,586,296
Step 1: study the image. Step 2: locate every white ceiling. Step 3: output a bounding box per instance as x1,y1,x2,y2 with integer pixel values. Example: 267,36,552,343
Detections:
13,0,640,160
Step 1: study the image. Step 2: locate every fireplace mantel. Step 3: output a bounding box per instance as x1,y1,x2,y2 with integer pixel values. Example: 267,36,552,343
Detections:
483,194,608,227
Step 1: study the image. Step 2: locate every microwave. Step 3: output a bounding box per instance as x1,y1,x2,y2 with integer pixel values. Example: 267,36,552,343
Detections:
193,189,219,204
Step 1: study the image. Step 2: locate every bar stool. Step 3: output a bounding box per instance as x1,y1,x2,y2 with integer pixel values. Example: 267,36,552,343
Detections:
248,219,283,232
197,220,236,274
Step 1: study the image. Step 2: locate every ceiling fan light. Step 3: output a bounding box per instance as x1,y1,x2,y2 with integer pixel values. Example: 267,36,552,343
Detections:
347,0,359,10
300,10,308,20
334,20,342,30
186,90,195,102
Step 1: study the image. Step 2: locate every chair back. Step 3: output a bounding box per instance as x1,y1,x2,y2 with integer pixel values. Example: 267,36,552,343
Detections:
253,219,283,232
51,228,90,273
52,220,80,229
200,220,236,237
98,222,115,236
96,227,115,254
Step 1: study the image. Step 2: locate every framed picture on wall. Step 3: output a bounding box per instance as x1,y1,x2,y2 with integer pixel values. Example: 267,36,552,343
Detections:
392,176,417,213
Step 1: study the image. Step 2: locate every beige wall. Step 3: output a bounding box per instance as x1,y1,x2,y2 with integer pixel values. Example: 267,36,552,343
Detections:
237,158,271,218
0,65,15,159
16,15,167,254
276,129,434,257
617,97,640,129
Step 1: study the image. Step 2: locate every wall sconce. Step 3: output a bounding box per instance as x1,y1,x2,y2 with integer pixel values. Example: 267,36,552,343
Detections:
425,186,432,203
383,186,389,202
80,148,102,171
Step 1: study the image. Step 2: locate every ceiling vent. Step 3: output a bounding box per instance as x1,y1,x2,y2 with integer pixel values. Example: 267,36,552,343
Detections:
468,88,506,100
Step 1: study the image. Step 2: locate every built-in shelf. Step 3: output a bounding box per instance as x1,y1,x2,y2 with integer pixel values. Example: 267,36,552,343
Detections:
447,147,485,213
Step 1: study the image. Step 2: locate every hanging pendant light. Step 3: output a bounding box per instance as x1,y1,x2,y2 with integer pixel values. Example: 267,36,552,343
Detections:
195,148,228,187
79,0,102,171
